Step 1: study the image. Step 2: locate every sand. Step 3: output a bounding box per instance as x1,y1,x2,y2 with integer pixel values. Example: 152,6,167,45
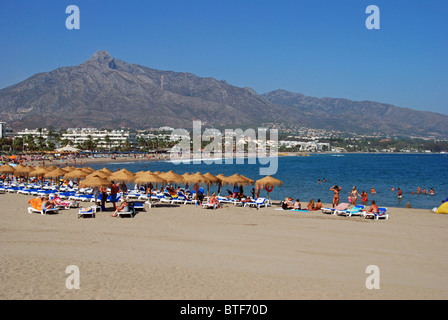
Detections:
1,192,447,300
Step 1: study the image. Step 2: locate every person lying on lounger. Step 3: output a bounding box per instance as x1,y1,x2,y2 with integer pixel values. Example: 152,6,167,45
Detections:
41,197,54,211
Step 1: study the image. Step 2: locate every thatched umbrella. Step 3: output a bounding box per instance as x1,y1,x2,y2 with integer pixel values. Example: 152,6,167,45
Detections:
80,167,94,173
108,169,135,182
159,170,184,185
12,163,25,173
64,168,89,188
202,172,220,196
45,168,69,192
183,172,209,199
29,167,50,190
108,170,136,196
99,167,113,175
215,173,229,196
255,175,283,200
87,171,109,179
14,165,34,185
0,163,15,174
79,175,113,188
62,166,76,172
240,174,254,185
0,163,16,185
79,175,113,203
134,172,167,205
45,165,58,172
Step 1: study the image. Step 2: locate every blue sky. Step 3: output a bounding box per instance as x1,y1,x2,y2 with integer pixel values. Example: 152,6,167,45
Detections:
0,0,447,115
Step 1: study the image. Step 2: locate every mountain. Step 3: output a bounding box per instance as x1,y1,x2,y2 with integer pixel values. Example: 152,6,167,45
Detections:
0,51,446,139
262,89,448,139
0,51,292,130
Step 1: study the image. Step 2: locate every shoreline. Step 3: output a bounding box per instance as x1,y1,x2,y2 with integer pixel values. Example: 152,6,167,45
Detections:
0,191,447,300
16,150,446,167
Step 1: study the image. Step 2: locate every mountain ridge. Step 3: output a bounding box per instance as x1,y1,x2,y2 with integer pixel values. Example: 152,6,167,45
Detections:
0,51,446,139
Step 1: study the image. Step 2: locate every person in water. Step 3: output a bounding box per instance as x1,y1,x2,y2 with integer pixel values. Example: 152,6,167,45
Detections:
361,191,368,203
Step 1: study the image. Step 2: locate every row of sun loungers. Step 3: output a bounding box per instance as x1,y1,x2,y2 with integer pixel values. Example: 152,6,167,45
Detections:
320,204,389,220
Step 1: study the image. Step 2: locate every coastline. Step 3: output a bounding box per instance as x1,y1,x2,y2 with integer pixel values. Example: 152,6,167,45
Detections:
1,191,447,300
15,151,446,168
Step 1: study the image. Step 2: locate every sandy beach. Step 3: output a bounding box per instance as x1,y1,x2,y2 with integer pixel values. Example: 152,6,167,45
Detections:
1,192,447,300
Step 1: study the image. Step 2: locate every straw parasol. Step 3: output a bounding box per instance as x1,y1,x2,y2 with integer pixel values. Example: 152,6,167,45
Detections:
87,171,109,179
29,167,50,189
45,165,58,172
158,170,184,185
215,173,229,195
62,166,76,172
79,175,113,203
12,163,25,174
63,168,89,188
45,168,69,192
79,175,112,188
108,169,136,182
255,175,283,199
240,174,254,185
0,163,16,174
108,169,136,195
13,165,34,185
202,172,220,196
80,167,94,173
183,172,209,198
99,167,113,175
220,174,246,188
134,172,167,204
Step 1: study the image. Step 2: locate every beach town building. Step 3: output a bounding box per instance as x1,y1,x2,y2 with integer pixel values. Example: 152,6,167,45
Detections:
15,128,51,140
279,140,330,152
62,128,137,149
0,122,13,138
16,127,137,149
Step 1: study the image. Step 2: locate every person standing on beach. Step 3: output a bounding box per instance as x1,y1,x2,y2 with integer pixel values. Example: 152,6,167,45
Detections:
349,186,361,206
110,181,119,210
100,185,108,211
330,185,342,208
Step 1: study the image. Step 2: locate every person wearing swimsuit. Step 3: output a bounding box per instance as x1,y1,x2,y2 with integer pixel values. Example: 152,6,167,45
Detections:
349,186,361,206
330,185,342,208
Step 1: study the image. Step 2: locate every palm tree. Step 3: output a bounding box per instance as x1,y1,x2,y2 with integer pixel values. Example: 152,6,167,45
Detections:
104,135,111,152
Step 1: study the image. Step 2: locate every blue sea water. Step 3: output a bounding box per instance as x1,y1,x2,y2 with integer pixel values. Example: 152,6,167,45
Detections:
87,153,448,210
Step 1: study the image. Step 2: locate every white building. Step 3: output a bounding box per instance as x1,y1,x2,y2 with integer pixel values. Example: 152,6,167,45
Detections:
62,128,137,148
16,127,137,149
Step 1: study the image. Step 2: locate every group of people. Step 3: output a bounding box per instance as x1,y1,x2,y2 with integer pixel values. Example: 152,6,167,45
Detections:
282,197,323,211
330,185,377,208
413,187,435,195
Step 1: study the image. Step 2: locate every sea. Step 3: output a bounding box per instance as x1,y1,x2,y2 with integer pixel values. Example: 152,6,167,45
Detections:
86,153,448,210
